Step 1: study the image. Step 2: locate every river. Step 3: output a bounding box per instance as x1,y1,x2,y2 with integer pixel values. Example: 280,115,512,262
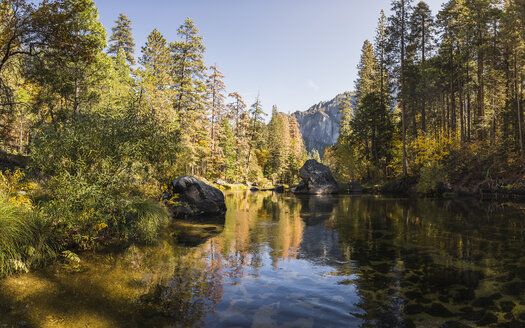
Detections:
0,191,524,327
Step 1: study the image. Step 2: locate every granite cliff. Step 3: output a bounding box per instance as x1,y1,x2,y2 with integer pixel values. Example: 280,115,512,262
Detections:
293,93,354,157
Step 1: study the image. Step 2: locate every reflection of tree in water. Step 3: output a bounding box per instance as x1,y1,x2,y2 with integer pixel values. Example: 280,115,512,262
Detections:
222,191,305,272
140,244,224,327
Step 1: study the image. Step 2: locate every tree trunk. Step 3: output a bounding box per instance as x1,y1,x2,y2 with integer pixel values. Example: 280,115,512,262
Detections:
516,50,524,168
401,0,408,179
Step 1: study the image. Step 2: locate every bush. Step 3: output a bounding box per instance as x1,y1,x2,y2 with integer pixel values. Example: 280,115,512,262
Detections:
416,161,446,194
30,109,179,248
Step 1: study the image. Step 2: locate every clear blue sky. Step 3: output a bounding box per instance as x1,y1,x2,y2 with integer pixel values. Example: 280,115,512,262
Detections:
95,0,444,115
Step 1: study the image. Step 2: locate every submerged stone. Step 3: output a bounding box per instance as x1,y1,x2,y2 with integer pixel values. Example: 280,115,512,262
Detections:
404,304,425,315
426,303,454,317
405,291,424,300
404,319,416,328
461,309,486,321
472,296,495,308
499,319,525,328
439,296,450,303
504,281,525,297
459,306,473,313
477,312,498,326
499,301,515,313
439,321,470,328
453,288,476,303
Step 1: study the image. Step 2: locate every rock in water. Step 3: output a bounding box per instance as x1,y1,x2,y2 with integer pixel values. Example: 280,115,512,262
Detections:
166,176,226,218
294,160,339,194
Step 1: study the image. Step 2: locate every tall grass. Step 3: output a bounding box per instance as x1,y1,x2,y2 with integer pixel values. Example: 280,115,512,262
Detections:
128,199,170,244
0,194,60,277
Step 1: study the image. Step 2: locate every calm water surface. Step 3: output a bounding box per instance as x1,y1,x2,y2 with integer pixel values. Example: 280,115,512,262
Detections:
0,191,524,327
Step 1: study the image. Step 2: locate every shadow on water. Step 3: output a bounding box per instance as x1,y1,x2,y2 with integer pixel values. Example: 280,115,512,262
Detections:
0,191,524,327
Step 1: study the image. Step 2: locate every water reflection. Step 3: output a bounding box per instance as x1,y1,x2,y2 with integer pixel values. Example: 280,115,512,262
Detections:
0,192,524,327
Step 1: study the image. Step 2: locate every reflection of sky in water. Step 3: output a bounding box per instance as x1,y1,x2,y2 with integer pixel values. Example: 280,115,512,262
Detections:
204,246,364,328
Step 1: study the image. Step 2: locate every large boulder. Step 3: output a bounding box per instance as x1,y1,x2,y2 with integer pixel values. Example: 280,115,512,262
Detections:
294,159,339,195
165,176,227,218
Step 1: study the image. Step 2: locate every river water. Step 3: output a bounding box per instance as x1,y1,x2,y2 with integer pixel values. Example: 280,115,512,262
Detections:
0,191,524,327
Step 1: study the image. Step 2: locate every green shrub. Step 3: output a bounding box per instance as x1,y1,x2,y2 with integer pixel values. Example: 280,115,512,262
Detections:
416,161,446,194
30,109,179,248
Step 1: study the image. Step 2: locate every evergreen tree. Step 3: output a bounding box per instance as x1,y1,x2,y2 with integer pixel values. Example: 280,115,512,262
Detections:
99,48,134,111
355,40,380,103
374,10,392,108
287,114,305,183
206,65,226,153
501,0,525,165
218,118,236,181
350,92,394,176
169,18,208,175
227,92,250,169
139,29,171,83
108,13,136,65
408,1,434,133
266,106,290,183
388,0,413,178
246,95,266,181
138,29,172,119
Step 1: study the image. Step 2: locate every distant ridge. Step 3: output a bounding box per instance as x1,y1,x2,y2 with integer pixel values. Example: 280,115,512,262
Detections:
293,93,354,157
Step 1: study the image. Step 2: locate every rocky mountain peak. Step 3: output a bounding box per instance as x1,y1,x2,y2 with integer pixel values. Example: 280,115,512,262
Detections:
293,93,354,157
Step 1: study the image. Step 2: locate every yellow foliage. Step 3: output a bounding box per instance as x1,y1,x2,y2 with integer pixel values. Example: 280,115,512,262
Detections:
95,223,108,231
411,134,459,168
0,169,33,207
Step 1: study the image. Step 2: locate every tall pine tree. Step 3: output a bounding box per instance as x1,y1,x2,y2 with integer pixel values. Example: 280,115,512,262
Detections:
108,13,136,65
388,0,413,178
206,65,226,153
138,29,172,119
170,18,209,175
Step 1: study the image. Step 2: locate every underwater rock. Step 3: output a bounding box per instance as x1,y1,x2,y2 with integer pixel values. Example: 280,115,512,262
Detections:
472,296,495,308
453,288,476,303
439,321,470,328
165,176,226,219
425,303,454,317
404,304,425,315
499,301,515,313
477,312,498,326
461,309,486,321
